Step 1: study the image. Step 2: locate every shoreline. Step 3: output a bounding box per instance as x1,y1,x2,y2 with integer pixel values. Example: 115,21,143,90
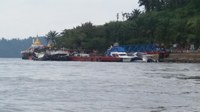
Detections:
161,52,200,63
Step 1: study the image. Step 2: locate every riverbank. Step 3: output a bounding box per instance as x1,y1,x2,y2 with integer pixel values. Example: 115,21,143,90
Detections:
161,52,200,63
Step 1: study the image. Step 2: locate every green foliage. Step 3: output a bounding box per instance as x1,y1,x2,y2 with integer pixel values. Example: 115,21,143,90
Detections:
46,31,58,47
138,0,189,12
53,0,200,52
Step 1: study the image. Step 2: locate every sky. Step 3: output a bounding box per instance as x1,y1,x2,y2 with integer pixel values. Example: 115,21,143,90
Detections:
0,0,141,39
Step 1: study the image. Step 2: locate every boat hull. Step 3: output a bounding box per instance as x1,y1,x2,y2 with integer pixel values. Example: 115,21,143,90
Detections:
122,58,132,62
68,56,122,62
21,52,33,60
32,53,69,61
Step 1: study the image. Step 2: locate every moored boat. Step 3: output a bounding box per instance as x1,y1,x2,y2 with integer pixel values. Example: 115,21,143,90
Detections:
67,45,158,62
68,55,122,62
21,37,70,61
21,38,45,60
105,46,153,62
21,38,159,62
32,50,70,61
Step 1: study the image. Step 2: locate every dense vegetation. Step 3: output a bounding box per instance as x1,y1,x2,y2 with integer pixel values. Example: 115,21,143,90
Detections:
54,0,200,53
1,0,200,57
0,37,46,58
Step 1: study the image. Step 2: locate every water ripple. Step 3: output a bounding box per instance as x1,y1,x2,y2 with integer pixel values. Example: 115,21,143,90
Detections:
0,59,199,111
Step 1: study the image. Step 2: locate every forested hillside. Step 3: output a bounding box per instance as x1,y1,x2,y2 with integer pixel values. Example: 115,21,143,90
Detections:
0,37,46,58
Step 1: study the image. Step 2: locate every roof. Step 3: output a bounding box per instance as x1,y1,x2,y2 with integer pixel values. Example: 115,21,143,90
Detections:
32,38,42,46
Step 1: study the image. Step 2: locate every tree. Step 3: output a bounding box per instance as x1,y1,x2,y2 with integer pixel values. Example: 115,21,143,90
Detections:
127,9,142,20
155,18,172,44
138,0,151,12
46,31,59,48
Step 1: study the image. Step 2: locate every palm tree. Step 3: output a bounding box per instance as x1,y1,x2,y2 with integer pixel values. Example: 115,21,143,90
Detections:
122,12,128,21
138,0,151,12
127,9,141,20
173,20,194,50
46,31,59,48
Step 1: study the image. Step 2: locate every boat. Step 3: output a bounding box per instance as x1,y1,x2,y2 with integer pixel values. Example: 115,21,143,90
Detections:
67,45,157,62
108,51,132,62
119,44,168,61
21,39,158,62
21,38,45,60
32,50,70,61
21,37,70,61
68,53,122,62
105,46,153,62
21,50,33,60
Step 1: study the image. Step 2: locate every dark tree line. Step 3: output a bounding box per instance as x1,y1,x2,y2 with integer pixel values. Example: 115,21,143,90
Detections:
52,0,200,53
0,37,46,58
138,0,188,12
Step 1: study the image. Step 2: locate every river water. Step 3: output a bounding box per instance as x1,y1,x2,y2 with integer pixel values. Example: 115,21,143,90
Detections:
0,59,199,112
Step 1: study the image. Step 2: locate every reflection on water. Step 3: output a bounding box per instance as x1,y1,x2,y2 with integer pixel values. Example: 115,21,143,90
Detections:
0,59,199,112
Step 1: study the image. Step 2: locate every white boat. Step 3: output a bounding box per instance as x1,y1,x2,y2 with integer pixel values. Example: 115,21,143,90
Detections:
110,52,132,62
128,52,158,62
108,50,157,62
